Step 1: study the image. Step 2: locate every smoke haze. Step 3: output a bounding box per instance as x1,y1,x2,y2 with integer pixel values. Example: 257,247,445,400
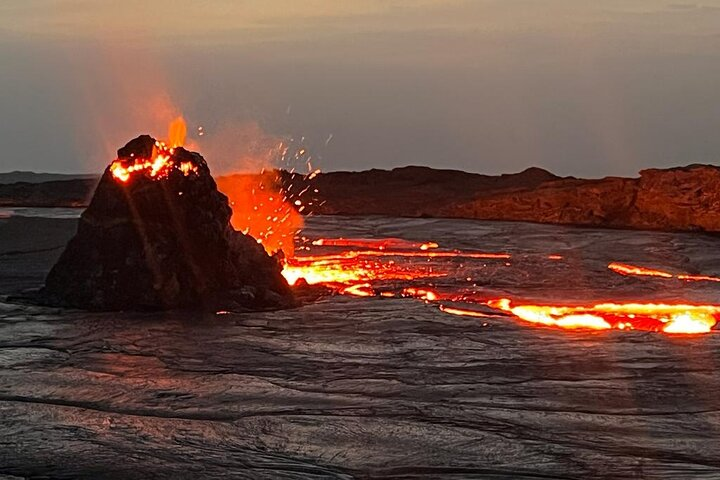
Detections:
1,1,719,177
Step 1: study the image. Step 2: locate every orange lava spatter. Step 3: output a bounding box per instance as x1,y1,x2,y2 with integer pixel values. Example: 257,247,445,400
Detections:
110,117,307,258
215,172,303,257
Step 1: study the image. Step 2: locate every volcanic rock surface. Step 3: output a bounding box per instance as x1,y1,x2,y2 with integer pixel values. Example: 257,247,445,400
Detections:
41,135,293,311
3,215,720,478
439,165,720,231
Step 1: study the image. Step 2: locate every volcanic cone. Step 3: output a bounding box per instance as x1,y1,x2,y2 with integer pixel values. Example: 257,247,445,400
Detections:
41,135,294,311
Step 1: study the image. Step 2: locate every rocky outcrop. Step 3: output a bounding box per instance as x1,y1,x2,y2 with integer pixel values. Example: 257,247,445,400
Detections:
439,164,720,231
278,164,720,232
40,135,294,311
437,177,639,227
631,165,720,231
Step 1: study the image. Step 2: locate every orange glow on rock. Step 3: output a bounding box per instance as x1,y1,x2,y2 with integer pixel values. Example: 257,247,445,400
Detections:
109,117,194,184
179,161,198,176
110,150,181,183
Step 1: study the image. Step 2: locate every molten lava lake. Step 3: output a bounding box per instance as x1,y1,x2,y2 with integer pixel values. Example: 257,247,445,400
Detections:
2,212,720,478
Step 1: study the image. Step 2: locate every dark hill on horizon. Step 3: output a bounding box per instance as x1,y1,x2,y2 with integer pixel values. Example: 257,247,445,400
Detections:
275,165,563,218
2,164,720,232
0,171,97,184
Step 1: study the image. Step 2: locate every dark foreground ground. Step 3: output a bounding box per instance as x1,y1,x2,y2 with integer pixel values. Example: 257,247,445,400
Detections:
1,212,720,479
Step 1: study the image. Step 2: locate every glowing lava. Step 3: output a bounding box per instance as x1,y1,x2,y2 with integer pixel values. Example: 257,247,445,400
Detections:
110,116,198,183
281,250,445,287
609,262,720,283
484,299,719,333
282,238,720,335
438,305,494,318
109,117,305,258
678,274,720,283
280,242,510,288
312,238,439,251
608,262,673,278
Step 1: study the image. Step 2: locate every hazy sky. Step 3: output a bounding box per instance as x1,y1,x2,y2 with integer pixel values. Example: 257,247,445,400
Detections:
1,0,719,177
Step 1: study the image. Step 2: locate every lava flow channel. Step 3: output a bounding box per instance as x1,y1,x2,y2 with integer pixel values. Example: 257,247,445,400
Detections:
444,299,720,334
609,262,720,283
281,236,512,288
281,250,450,287
281,238,720,334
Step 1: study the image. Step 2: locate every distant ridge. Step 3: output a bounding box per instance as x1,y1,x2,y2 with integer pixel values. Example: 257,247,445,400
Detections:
0,171,98,185
2,164,720,232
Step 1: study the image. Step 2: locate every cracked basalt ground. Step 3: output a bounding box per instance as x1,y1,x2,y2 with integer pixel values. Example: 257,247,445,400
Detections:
1,213,720,479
